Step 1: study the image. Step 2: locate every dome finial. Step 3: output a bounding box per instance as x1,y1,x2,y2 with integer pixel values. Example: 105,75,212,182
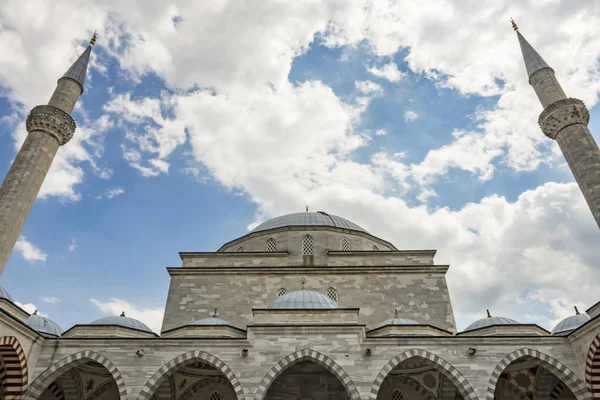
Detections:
120,311,125,317
394,309,398,318
213,308,218,317
305,205,309,212
301,277,306,290
574,306,580,315
486,309,492,318
90,30,98,46
33,309,38,315
510,18,518,31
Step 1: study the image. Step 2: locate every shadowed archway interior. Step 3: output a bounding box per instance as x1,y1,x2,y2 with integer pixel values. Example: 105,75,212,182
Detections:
264,361,348,400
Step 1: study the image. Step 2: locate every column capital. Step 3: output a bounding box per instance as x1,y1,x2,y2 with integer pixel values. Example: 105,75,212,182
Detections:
26,105,76,145
538,98,589,139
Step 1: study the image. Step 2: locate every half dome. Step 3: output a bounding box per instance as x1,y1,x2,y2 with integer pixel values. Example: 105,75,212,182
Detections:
251,212,367,233
551,311,590,336
26,313,63,337
269,290,338,309
376,317,420,329
463,316,520,332
0,286,13,302
191,317,233,326
91,314,152,333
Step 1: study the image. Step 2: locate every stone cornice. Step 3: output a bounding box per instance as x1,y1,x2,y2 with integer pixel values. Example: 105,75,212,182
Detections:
168,264,450,275
0,308,43,341
179,251,289,260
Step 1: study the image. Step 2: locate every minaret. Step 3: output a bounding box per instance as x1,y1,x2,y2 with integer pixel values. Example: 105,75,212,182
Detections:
513,20,600,229
0,33,97,275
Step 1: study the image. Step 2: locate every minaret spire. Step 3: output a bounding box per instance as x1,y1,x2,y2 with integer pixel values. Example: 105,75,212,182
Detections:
514,22,600,229
0,33,97,275
512,20,552,81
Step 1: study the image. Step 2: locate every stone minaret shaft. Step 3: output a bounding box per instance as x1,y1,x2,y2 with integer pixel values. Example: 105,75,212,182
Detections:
515,24,600,228
0,35,96,275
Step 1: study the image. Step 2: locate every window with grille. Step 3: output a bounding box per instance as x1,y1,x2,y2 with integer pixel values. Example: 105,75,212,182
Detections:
391,389,405,400
277,288,288,297
372,245,379,251
302,235,314,255
340,237,350,251
209,392,221,400
266,238,277,252
237,247,244,252
326,287,338,302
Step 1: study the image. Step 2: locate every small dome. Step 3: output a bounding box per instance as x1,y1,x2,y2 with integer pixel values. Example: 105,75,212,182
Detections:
269,290,338,309
376,317,420,329
0,286,13,302
26,313,63,337
551,312,590,336
91,314,152,333
464,316,520,332
191,317,233,326
251,212,367,233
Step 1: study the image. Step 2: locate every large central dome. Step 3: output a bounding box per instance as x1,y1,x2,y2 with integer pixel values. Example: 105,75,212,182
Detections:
251,211,367,233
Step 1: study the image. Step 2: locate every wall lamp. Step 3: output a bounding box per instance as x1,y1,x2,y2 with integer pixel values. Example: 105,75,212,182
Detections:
365,348,372,356
135,349,145,357
468,347,477,356
241,349,249,357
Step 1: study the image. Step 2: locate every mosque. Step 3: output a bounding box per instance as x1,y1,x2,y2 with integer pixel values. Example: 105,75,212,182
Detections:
0,23,599,400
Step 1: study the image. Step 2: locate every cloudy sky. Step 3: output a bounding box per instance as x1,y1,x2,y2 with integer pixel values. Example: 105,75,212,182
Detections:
1,0,599,333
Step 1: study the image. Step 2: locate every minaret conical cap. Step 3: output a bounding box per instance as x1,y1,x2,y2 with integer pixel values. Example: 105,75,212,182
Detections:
515,28,552,79
60,32,97,92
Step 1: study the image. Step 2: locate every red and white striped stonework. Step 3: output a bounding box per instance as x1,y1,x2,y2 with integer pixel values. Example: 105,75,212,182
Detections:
587,334,600,399
0,336,28,399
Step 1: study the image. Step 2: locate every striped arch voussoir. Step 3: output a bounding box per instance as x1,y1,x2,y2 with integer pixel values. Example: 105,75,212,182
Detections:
369,349,477,400
23,350,127,400
254,349,360,400
486,348,591,400
586,334,600,399
0,336,28,400
137,350,245,400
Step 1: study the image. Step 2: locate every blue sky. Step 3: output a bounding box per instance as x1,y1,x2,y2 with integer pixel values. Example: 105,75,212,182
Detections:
0,1,599,333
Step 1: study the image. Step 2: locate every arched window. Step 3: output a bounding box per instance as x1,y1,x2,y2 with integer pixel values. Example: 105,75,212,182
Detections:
266,238,277,252
392,389,405,400
277,288,288,297
372,245,379,251
302,235,314,255
340,237,350,251
209,391,221,400
326,287,338,302
237,247,244,252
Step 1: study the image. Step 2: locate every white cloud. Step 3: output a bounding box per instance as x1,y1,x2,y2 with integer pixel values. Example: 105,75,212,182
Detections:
68,238,77,252
15,302,47,317
374,129,387,136
14,236,47,263
90,298,165,333
403,110,419,121
103,187,125,199
367,61,406,82
354,80,383,95
41,296,62,304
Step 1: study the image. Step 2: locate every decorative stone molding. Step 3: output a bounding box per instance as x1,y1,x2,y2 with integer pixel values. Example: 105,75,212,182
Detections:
538,98,589,140
26,105,76,145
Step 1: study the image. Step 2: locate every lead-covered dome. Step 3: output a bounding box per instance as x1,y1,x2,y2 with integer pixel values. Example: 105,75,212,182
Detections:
0,286,13,302
192,317,233,326
463,311,520,332
91,313,152,333
376,317,420,329
552,308,590,336
269,290,338,309
26,312,63,337
252,212,367,233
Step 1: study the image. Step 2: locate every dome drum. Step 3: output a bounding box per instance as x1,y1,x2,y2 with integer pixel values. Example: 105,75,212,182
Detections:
367,324,452,337
161,316,245,338
62,314,157,338
252,307,360,326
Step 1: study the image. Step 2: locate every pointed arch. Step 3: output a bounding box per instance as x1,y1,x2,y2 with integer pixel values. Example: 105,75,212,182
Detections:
137,350,245,400
23,350,127,400
369,348,477,400
586,334,600,398
486,348,590,400
0,336,28,399
254,348,360,400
